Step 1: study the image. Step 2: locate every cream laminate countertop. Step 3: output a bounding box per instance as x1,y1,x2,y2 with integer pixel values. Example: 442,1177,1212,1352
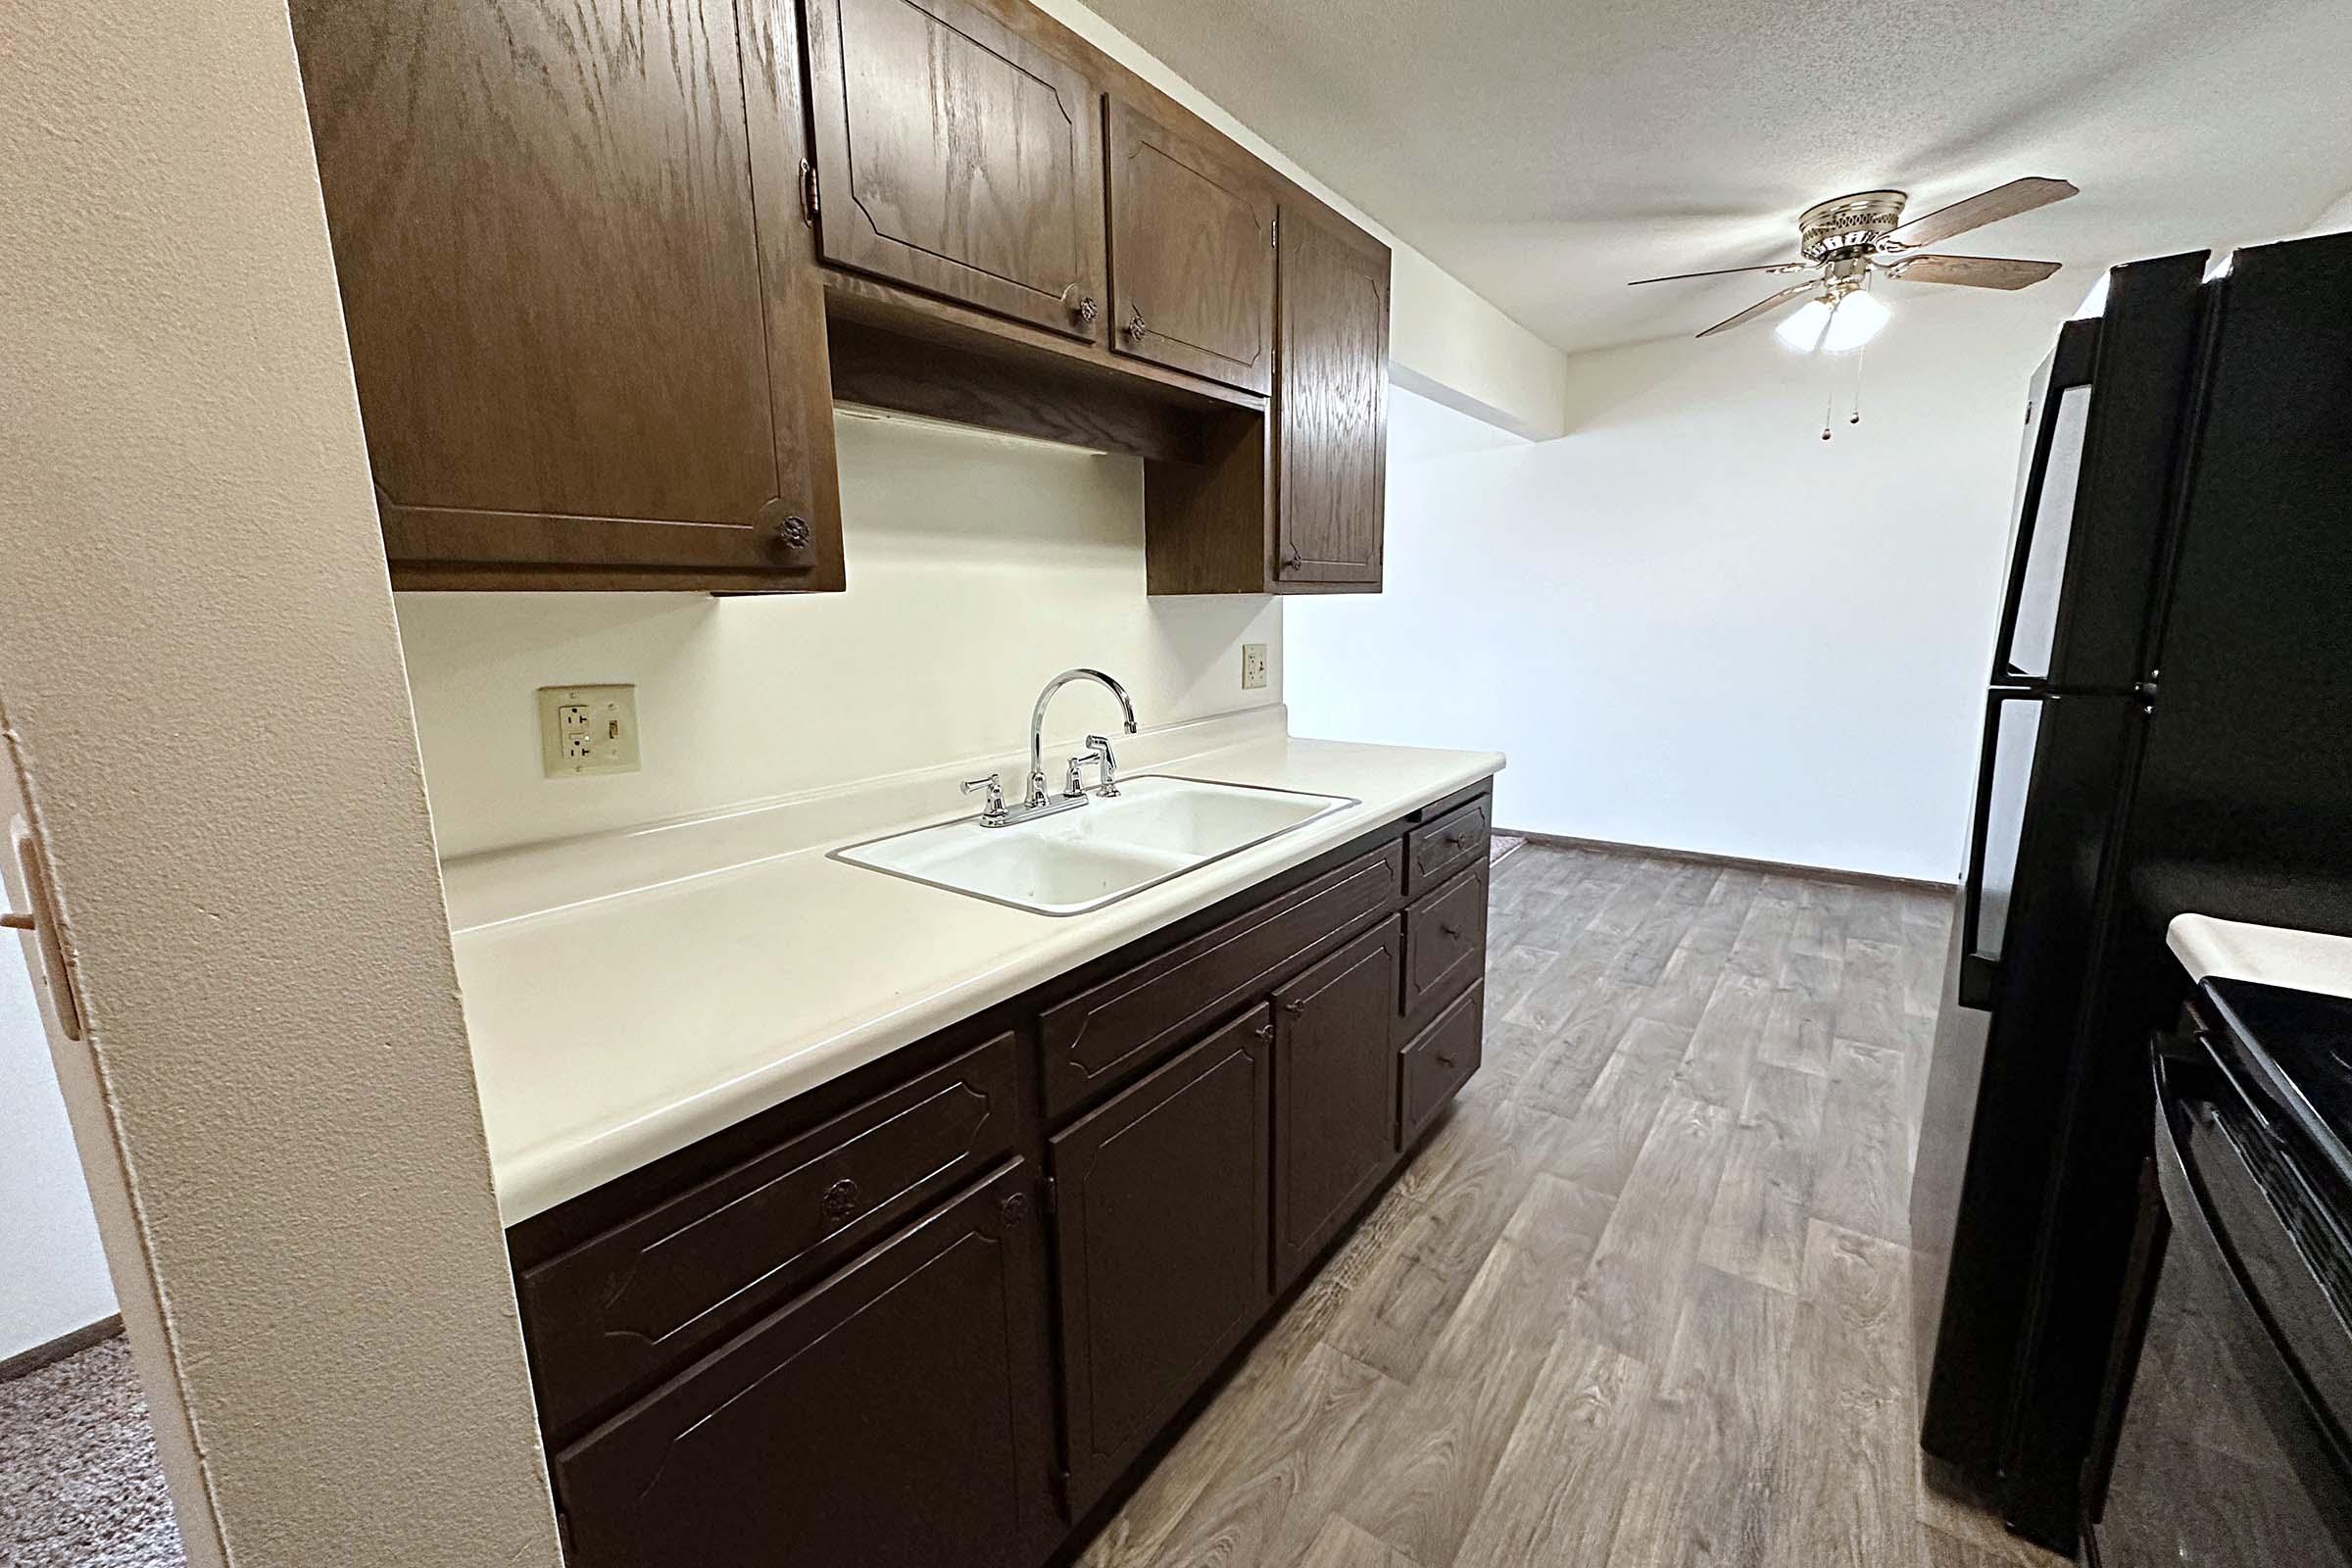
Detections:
2166,912,2352,1001
451,722,1504,1223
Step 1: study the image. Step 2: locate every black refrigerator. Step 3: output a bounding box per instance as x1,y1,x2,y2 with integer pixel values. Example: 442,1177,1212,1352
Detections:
1910,230,2352,1551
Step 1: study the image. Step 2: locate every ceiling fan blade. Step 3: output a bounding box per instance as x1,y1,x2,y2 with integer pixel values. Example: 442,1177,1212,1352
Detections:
1628,262,1805,286
1887,177,2078,249
1891,254,2064,290
1696,280,1818,338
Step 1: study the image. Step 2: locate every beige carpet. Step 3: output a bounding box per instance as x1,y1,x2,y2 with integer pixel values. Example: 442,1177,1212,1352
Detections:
0,1337,184,1567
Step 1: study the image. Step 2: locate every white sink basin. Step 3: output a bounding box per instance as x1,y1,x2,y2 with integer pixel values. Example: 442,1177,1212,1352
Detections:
833,775,1356,915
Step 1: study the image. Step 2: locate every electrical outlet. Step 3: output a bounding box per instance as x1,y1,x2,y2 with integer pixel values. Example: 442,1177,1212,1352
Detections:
538,685,641,778
1241,643,1268,691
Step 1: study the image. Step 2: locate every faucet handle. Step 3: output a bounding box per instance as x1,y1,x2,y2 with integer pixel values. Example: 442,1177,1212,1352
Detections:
961,773,1008,826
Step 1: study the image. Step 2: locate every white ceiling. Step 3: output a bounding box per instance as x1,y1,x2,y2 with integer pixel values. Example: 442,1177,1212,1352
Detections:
1085,0,2352,357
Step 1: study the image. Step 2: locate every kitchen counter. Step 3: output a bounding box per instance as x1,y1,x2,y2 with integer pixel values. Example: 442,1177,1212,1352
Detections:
443,710,1504,1222
2167,912,2352,1001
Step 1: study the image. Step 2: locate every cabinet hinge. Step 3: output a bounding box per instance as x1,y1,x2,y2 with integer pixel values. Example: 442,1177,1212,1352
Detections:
799,159,820,225
1270,212,1279,249
1042,1175,1058,1217
554,1504,574,1561
1054,1468,1075,1520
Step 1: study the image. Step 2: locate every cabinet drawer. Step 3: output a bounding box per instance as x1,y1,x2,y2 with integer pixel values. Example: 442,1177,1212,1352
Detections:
1400,981,1483,1148
1405,795,1490,894
1403,861,1488,1022
1041,840,1402,1119
552,1160,1055,1568
517,1032,1019,1433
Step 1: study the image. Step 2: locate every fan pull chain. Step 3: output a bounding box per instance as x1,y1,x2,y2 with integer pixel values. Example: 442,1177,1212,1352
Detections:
1851,342,1866,426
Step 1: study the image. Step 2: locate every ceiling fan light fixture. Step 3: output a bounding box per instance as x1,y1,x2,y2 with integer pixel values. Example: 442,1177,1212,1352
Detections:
1822,287,1890,352
1774,296,1836,352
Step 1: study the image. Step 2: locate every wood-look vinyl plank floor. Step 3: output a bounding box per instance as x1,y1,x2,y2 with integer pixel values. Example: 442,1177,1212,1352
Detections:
1087,845,2068,1568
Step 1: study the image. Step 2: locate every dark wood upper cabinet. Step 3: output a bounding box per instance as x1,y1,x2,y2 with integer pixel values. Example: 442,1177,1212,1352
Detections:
1104,100,1277,395
805,0,1108,341
1273,915,1404,1291
287,0,843,592
1273,203,1392,590
551,1161,1057,1568
1049,1004,1273,1514
294,0,1390,593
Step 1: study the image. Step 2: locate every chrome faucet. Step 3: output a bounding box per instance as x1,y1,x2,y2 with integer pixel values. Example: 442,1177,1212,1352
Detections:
964,669,1139,827
1027,668,1136,808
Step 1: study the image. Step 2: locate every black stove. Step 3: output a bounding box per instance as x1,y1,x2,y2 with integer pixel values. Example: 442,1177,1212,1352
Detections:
2202,978,2352,1229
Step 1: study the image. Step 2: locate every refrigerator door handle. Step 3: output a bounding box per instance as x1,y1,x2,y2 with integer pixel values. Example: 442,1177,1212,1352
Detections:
1957,684,2058,1010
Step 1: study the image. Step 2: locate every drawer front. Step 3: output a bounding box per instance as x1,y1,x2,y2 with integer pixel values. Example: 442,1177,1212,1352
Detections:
1400,981,1483,1148
1403,861,1488,1021
1041,840,1403,1120
1405,795,1490,894
518,1032,1019,1433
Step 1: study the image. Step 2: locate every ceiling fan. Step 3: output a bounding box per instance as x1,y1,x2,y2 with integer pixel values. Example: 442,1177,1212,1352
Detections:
1631,176,2080,350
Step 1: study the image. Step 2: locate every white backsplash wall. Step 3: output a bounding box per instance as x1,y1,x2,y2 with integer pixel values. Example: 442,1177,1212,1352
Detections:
397,411,1283,858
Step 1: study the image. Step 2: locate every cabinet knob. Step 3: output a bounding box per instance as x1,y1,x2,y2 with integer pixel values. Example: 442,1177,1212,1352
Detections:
1063,285,1099,323
1435,1053,1457,1069
999,1193,1030,1228
1282,998,1307,1014
760,503,812,555
1279,545,1302,575
1441,921,1463,940
1253,1021,1275,1041
819,1178,861,1222
1123,311,1150,342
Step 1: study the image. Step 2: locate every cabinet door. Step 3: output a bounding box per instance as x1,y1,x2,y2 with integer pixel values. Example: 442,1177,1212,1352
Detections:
805,0,1107,340
1105,100,1277,394
288,0,841,590
1273,916,1404,1291
551,1161,1056,1568
1274,205,1391,588
1051,1004,1272,1512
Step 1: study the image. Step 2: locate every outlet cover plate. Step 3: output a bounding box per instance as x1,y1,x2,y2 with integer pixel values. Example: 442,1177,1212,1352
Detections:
538,684,641,778
1242,643,1268,690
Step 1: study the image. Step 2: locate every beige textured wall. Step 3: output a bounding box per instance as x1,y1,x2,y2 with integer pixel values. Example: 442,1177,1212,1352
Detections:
400,413,1284,857
0,2,560,1564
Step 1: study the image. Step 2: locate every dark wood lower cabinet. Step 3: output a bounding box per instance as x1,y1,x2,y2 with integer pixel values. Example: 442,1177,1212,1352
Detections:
1050,1004,1272,1512
515,785,1494,1567
551,1159,1056,1567
1273,916,1405,1292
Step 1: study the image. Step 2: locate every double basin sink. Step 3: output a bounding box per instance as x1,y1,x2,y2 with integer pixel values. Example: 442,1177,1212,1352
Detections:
835,775,1356,916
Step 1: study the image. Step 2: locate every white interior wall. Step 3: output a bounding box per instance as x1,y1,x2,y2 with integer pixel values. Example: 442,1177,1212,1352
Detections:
401,414,1283,858
2,0,560,1560
0,938,116,1363
1291,285,2080,882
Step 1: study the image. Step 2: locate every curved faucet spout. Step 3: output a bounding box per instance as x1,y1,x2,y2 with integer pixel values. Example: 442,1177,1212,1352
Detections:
1028,668,1138,808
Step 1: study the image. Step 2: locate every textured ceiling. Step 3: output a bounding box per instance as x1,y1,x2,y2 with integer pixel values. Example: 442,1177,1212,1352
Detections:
1084,0,2352,357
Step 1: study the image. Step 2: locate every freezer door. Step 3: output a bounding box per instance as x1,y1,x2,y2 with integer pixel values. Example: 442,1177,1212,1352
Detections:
1987,318,2097,685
